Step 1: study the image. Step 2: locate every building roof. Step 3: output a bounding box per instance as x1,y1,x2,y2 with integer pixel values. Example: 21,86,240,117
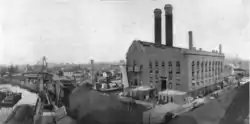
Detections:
127,40,224,58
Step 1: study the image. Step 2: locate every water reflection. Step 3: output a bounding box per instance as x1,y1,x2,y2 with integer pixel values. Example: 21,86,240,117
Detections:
0,84,38,123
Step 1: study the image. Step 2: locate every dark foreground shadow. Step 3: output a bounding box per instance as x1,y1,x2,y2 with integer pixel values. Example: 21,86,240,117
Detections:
219,83,249,124
4,104,34,124
67,83,148,124
168,115,198,124
167,83,249,124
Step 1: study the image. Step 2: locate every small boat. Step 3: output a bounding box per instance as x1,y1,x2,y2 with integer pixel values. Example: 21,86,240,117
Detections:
96,82,124,93
98,87,123,92
0,92,22,107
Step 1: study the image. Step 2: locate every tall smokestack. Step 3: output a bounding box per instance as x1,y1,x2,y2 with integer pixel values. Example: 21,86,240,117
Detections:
219,44,222,53
164,4,173,47
154,8,162,46
188,31,193,49
91,59,94,84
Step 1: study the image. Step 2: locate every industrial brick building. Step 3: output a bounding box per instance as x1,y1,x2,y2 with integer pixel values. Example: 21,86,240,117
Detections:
126,4,225,96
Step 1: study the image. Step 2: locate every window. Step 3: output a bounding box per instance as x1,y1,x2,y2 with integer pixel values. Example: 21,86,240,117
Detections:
192,61,195,80
176,61,180,74
197,61,200,73
209,61,211,71
205,61,208,72
197,82,200,86
168,61,172,72
155,74,159,79
163,96,166,101
197,61,200,79
149,80,153,84
133,60,136,72
162,61,165,67
212,61,215,76
221,62,223,73
155,61,158,67
169,61,173,80
215,61,217,75
201,61,204,71
149,61,153,73
169,73,172,80
140,65,143,71
133,60,136,66
149,77,153,83
209,61,211,77
169,82,172,89
192,61,195,73
176,61,180,81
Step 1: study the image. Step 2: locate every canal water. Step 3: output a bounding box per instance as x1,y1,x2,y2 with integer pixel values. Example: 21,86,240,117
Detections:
0,84,38,124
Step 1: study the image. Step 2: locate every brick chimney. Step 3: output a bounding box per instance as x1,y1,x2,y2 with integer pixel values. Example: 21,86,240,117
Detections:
154,8,162,46
164,4,173,47
188,31,193,50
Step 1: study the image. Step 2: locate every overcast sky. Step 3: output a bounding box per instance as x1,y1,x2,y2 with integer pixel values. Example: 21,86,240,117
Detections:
0,0,249,65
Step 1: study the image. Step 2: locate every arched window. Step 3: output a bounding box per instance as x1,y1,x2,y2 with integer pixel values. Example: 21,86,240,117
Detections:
192,61,195,72
168,61,172,72
176,61,180,74
205,61,208,72
218,61,221,75
176,61,180,81
221,62,223,73
192,61,195,80
201,61,204,72
169,61,173,80
209,61,211,71
197,61,200,79
212,61,215,72
215,61,218,75
209,61,211,77
155,61,158,67
201,61,204,79
197,61,200,72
